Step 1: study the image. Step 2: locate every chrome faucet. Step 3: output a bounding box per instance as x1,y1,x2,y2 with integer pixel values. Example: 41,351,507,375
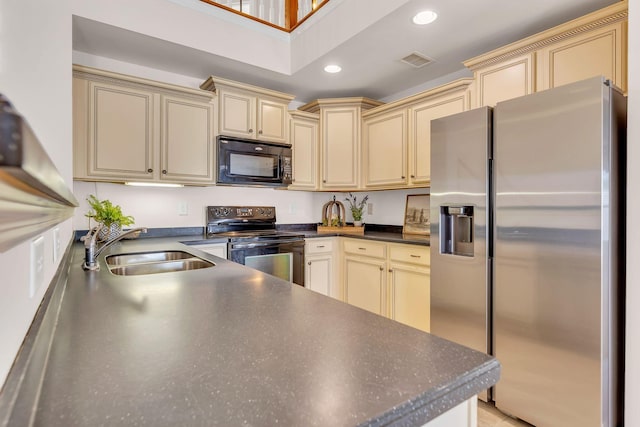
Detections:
82,225,148,271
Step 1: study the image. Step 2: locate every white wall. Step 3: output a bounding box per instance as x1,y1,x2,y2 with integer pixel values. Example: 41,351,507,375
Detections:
626,0,639,425
0,0,73,385
312,189,430,225
72,0,290,74
73,181,316,228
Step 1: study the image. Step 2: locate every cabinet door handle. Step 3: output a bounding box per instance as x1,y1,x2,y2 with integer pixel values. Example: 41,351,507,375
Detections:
258,130,263,134
162,170,167,174
317,245,325,248
410,254,421,258
147,168,153,173
410,175,415,178
358,247,366,250
379,266,384,271
323,179,327,183
388,269,392,272
308,261,312,265
248,129,254,133
401,176,406,179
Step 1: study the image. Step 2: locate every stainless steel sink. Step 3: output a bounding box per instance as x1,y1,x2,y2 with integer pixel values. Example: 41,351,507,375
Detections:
106,251,194,266
105,250,215,276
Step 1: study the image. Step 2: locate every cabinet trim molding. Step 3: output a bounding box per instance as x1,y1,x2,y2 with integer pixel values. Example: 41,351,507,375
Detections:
73,65,213,102
200,75,295,102
463,1,627,70
362,78,473,118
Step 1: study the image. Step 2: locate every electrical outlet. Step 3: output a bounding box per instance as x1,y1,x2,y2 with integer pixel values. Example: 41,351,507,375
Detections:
53,227,60,262
178,201,188,216
30,236,45,298
367,203,374,215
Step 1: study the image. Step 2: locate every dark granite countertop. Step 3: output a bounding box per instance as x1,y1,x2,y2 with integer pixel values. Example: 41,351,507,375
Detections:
5,237,497,426
301,230,430,246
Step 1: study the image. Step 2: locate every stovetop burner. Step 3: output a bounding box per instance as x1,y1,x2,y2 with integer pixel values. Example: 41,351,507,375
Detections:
205,205,304,241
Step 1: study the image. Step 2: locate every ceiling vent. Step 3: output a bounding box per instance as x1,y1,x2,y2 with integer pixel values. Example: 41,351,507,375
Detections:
400,52,434,68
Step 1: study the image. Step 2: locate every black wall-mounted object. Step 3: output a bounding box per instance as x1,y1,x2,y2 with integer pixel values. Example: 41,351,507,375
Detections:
0,94,78,252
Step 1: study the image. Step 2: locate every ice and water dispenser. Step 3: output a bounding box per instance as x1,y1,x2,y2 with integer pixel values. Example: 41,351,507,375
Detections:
440,206,474,257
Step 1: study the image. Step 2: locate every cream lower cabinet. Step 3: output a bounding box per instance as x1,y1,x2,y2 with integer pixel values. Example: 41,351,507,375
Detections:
387,243,431,333
289,110,319,190
73,65,216,185
190,242,228,259
343,239,387,314
305,237,339,298
341,238,430,329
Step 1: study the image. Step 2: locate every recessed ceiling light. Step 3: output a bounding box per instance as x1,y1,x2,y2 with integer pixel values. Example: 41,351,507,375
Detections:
413,10,438,25
324,64,342,73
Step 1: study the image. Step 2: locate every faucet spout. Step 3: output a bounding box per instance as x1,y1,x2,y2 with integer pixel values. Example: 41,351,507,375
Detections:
82,227,148,271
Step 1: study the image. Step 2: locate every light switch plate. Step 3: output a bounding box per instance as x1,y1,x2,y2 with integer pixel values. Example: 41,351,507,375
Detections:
178,201,188,216
53,227,60,262
367,203,373,215
30,236,45,298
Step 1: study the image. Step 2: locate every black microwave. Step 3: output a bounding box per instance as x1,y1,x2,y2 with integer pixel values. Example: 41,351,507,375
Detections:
217,135,293,187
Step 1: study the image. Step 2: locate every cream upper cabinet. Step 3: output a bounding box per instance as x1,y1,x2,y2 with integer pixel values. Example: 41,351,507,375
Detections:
407,80,472,186
464,1,627,107
536,20,626,92
362,108,408,188
160,94,215,183
359,79,471,190
299,98,382,191
200,76,294,144
468,53,535,107
74,77,156,181
73,65,216,185
288,110,319,190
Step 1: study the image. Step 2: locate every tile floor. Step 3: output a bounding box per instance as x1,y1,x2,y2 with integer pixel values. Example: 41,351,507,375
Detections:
478,400,533,427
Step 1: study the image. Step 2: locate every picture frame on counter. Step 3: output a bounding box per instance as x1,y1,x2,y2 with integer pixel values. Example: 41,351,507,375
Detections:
403,194,430,236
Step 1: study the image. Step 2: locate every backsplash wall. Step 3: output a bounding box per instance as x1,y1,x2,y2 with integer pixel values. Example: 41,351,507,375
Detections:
312,188,430,226
73,182,429,230
73,181,316,229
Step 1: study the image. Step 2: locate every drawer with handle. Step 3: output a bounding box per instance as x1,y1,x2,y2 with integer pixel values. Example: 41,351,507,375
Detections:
343,239,386,259
306,238,335,254
389,244,430,266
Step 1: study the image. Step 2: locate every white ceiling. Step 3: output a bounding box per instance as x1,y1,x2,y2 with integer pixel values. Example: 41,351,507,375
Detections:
72,0,620,103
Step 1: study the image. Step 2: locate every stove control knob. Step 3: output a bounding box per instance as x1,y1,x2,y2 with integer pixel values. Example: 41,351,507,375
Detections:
266,208,273,216
213,208,221,216
256,208,263,215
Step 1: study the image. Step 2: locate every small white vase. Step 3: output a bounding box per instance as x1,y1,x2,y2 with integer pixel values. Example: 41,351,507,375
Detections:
353,220,363,227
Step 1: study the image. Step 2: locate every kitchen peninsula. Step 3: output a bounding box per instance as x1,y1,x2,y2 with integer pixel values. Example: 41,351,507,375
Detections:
1,236,499,427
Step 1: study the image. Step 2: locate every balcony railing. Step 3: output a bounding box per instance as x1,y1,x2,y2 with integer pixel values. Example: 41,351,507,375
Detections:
200,0,329,31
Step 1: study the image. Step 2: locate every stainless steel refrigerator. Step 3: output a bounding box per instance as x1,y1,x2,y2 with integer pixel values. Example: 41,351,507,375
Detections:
430,76,625,427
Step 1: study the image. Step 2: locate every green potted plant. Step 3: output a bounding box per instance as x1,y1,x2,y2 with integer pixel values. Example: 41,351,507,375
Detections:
85,195,135,241
344,193,369,227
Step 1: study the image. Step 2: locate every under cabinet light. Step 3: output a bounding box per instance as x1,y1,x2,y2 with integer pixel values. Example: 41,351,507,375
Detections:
125,182,184,188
